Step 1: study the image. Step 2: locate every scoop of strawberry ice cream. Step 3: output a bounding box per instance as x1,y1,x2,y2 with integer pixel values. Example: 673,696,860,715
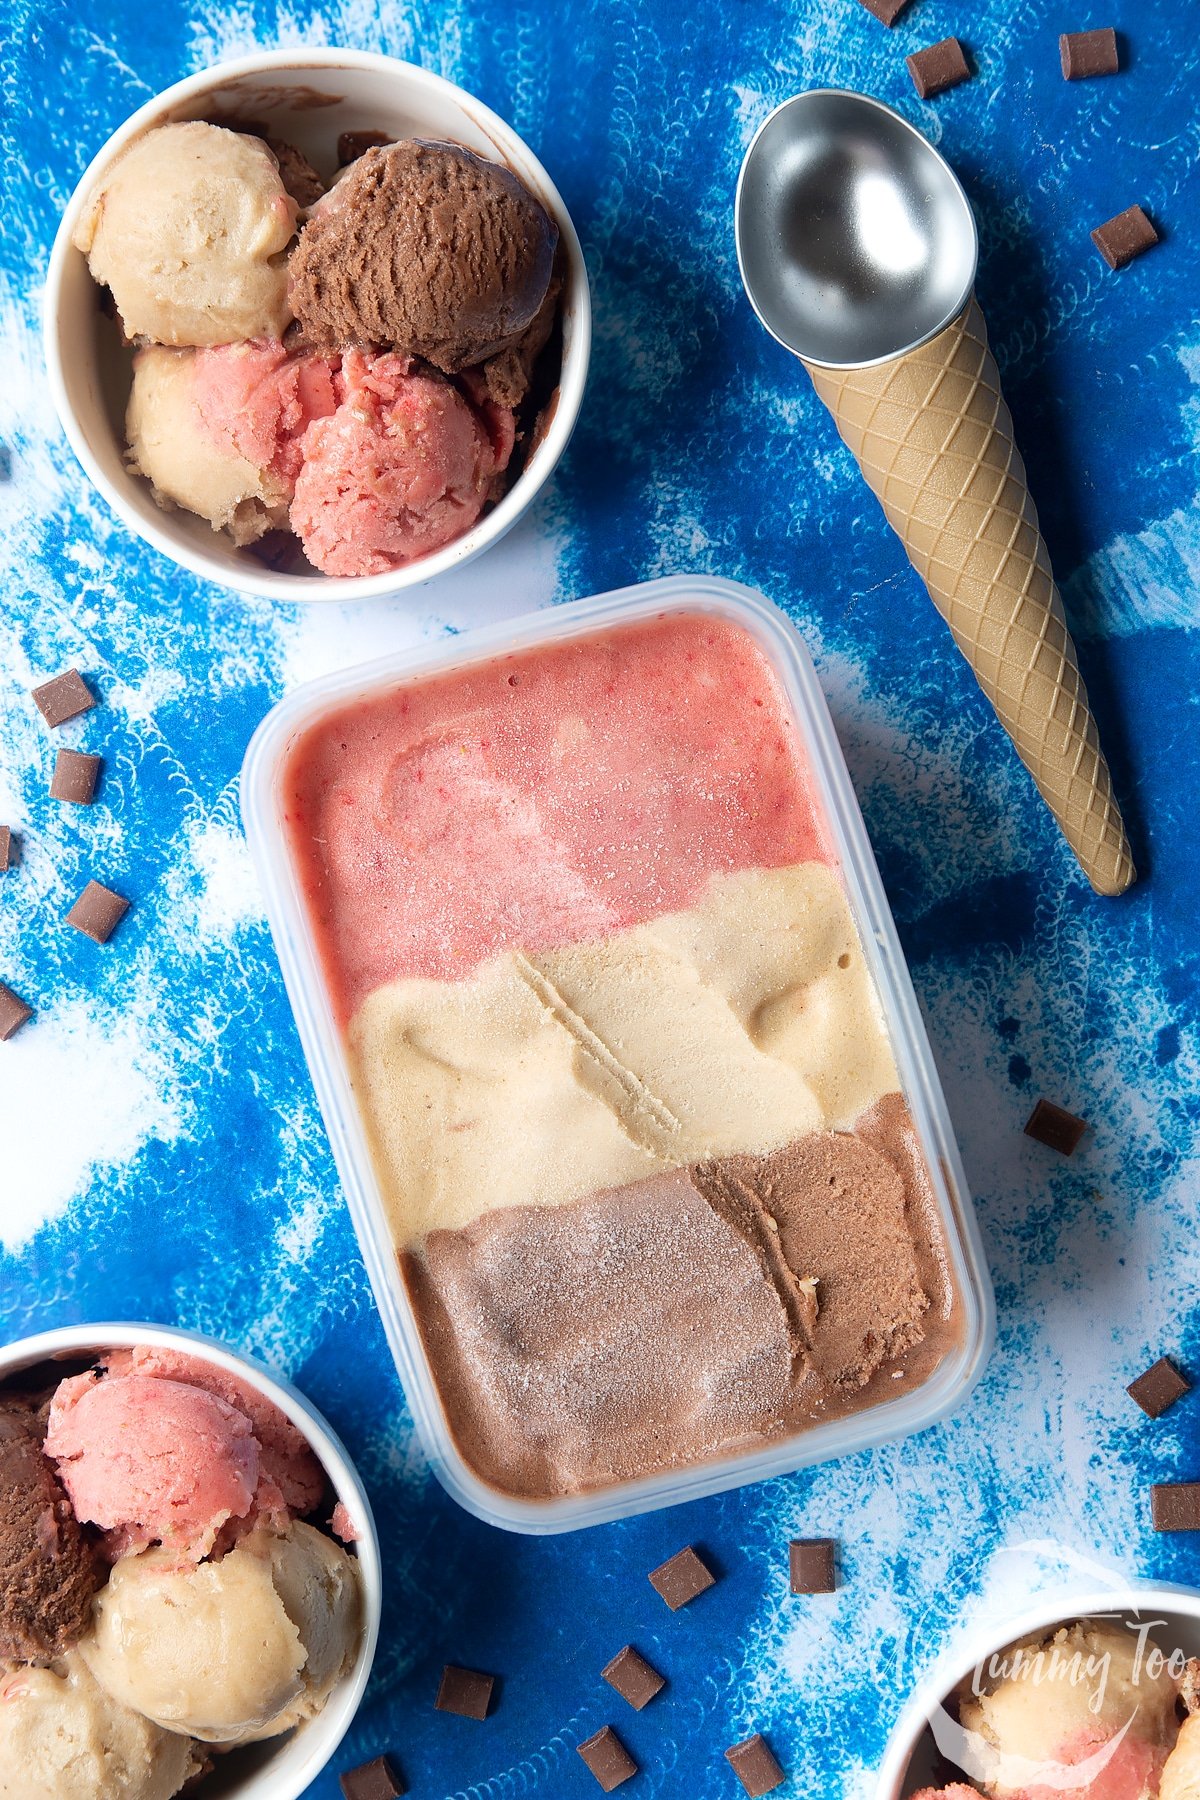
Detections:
910,1787,984,1798
957,1621,1180,1800
290,349,512,576
45,1372,260,1561
192,339,340,485
101,1346,324,1517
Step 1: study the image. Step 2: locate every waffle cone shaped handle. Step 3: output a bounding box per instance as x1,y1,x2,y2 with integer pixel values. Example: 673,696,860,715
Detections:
805,299,1135,896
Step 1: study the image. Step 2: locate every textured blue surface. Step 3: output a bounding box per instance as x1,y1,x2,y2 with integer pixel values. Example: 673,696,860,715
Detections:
2,0,1199,1795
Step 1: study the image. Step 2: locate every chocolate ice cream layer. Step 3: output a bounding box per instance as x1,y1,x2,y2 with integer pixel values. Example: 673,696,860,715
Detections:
0,1395,99,1663
288,139,558,370
402,1094,963,1500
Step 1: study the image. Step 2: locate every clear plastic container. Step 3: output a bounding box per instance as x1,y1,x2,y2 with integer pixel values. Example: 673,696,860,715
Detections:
241,575,994,1534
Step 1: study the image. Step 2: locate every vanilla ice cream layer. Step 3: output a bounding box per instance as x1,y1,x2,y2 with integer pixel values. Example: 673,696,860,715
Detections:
75,122,297,345
349,860,900,1244
126,345,291,544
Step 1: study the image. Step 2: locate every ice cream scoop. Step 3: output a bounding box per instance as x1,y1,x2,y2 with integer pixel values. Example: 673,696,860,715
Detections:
126,345,293,545
0,1652,202,1800
1159,1655,1200,1800
956,1619,1179,1798
0,1395,98,1663
73,122,297,345
82,1522,362,1745
290,348,513,575
288,139,558,371
736,89,1134,896
46,1368,262,1559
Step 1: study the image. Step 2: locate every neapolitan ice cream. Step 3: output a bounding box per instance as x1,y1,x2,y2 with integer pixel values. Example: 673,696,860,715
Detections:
0,1346,364,1799
950,1620,1181,1799
72,118,565,575
280,608,967,1499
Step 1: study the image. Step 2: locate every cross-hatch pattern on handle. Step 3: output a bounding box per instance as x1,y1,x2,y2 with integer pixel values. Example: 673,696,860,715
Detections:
806,299,1135,896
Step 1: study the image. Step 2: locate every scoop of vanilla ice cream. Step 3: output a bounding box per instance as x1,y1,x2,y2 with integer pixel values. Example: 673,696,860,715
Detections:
74,122,297,345
126,345,291,545
0,1651,202,1800
958,1620,1180,1798
82,1523,361,1745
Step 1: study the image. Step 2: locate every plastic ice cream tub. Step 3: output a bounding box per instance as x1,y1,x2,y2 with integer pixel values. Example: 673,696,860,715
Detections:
0,1321,381,1800
877,1578,1200,1797
44,48,590,604
242,573,994,1533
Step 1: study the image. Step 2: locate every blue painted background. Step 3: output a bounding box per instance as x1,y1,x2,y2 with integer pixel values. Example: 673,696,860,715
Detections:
2,0,1199,1794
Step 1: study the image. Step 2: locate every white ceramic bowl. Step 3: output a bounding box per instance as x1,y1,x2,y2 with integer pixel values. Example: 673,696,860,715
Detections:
0,1322,382,1800
878,1578,1200,1797
44,48,591,604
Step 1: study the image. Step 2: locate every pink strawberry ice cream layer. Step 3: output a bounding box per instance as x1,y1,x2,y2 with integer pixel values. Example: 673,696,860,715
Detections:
281,612,832,1022
192,339,340,486
101,1346,324,1515
45,1372,260,1561
290,349,511,576
995,1728,1169,1800
910,1788,984,1798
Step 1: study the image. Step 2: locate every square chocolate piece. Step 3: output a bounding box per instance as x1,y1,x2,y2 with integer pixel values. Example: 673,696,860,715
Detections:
1060,27,1119,79
0,826,14,871
1092,205,1159,270
648,1545,716,1610
577,1725,637,1792
65,880,129,944
602,1645,665,1710
726,1734,786,1797
1152,1483,1200,1532
1130,1358,1192,1418
340,1755,406,1800
1024,1098,1087,1155
906,38,972,99
0,982,33,1041
435,1664,493,1720
51,749,102,805
790,1538,838,1594
32,668,96,728
856,0,911,24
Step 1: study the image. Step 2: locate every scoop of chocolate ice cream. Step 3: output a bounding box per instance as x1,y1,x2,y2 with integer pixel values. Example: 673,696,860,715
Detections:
0,1395,99,1663
288,139,559,371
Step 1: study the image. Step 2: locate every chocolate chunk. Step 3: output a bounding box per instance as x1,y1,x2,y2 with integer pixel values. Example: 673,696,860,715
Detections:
1091,205,1159,270
32,669,96,728
855,0,911,23
0,826,14,871
340,1755,406,1800
65,880,129,944
726,1734,786,1797
648,1545,716,1610
1153,1484,1200,1531
1024,1098,1088,1155
1060,27,1119,79
790,1538,838,1594
50,750,102,805
0,983,33,1041
1129,1357,1191,1419
906,38,972,99
338,129,392,166
602,1645,665,1710
435,1664,494,1720
577,1725,637,1791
